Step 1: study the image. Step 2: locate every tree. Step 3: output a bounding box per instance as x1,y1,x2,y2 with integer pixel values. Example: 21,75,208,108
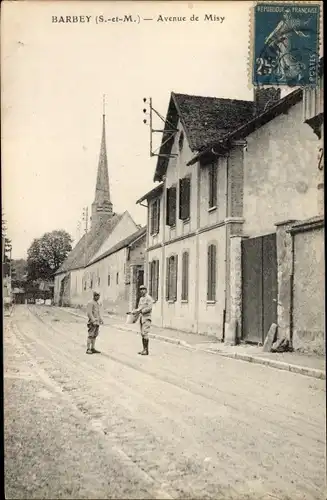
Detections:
27,230,72,282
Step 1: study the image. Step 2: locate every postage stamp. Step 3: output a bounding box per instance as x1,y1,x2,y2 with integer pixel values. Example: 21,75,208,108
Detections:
252,2,321,87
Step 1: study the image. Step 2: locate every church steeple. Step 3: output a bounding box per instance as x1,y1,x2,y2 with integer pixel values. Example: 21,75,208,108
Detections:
91,96,113,228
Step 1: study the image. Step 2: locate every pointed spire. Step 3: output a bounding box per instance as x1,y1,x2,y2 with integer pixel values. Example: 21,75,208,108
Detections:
91,95,113,227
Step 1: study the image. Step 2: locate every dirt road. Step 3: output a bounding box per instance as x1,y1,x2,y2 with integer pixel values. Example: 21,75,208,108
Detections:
4,305,326,499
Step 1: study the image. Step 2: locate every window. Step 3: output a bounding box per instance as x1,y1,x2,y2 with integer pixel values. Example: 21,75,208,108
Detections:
108,274,111,286
207,244,217,301
179,177,191,221
149,259,159,301
150,198,160,235
166,186,177,227
165,255,178,301
90,276,93,289
181,251,189,301
208,162,218,209
178,131,184,151
116,272,119,284
98,277,100,286
83,278,87,291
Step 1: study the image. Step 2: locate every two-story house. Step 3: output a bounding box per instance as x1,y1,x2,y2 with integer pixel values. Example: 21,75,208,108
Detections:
137,85,322,348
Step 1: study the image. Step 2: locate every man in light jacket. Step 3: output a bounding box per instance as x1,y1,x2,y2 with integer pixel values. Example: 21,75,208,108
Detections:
86,290,103,354
133,285,153,356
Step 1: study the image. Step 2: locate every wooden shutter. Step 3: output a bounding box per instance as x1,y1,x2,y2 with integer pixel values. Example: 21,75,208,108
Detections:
150,202,155,235
209,163,217,208
149,261,153,296
182,252,189,300
169,187,177,226
165,257,170,300
173,255,178,301
207,246,212,300
180,177,191,221
212,245,216,300
179,180,183,220
207,244,216,300
154,259,159,301
155,199,160,233
166,189,170,225
184,178,190,220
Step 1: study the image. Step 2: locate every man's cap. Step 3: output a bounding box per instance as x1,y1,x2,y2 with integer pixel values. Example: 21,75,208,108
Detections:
139,285,147,290
93,290,100,296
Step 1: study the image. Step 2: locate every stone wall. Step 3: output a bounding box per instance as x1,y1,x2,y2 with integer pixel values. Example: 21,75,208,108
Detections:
276,217,324,355
291,218,324,355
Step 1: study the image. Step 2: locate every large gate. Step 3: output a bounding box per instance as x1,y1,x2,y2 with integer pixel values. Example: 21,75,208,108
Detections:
242,233,277,343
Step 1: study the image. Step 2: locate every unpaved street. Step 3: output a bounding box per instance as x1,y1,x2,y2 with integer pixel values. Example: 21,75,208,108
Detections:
4,305,326,500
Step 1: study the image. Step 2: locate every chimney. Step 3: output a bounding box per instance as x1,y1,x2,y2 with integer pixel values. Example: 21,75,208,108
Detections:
253,88,281,115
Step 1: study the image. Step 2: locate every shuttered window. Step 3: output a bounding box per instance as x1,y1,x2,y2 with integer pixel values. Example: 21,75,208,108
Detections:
150,198,160,235
108,274,110,286
208,162,218,208
179,177,191,221
207,244,217,301
166,186,177,227
181,251,189,301
166,255,178,301
149,259,159,301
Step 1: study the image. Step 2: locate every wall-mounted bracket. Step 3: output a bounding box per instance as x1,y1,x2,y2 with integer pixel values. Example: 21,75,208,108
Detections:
143,97,178,158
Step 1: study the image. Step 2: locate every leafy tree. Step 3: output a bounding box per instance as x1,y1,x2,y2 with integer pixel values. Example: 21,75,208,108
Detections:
27,230,72,282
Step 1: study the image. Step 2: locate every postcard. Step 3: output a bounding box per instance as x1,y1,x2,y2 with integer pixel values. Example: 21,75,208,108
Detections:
2,1,325,499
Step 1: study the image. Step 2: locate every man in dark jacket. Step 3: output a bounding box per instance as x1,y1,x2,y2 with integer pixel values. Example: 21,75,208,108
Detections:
86,290,103,354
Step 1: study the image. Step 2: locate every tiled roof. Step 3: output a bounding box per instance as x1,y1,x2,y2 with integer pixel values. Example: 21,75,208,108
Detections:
174,93,255,151
88,226,146,267
154,92,255,181
136,183,164,204
187,89,302,166
55,213,123,274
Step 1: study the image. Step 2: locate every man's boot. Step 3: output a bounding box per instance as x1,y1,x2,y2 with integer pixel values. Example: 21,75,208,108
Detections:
86,338,93,354
139,338,149,356
91,339,101,354
138,337,147,355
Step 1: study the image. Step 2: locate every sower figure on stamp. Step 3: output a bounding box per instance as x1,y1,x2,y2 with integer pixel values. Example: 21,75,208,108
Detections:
86,290,103,354
132,285,153,356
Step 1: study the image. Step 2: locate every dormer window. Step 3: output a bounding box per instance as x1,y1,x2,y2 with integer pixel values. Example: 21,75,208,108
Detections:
178,131,184,151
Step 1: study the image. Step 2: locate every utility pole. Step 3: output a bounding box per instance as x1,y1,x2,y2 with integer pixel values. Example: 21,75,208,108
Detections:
76,220,81,245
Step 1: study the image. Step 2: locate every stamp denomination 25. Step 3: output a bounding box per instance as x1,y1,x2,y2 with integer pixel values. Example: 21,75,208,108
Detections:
252,2,321,87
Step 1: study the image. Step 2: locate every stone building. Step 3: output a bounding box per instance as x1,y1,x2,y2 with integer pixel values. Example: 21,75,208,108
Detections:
137,84,323,353
54,109,145,312
83,225,146,315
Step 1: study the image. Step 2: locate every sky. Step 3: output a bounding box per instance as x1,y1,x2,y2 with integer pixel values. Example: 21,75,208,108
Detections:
2,1,265,258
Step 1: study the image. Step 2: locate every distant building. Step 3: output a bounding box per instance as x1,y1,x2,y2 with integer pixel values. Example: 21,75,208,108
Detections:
54,108,145,312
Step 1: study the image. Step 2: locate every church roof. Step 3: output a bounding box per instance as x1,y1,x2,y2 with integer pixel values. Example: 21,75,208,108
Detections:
55,213,123,274
87,226,146,266
94,113,111,206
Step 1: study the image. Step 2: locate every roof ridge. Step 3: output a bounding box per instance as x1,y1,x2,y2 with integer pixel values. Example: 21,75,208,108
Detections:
87,225,146,267
173,92,253,104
